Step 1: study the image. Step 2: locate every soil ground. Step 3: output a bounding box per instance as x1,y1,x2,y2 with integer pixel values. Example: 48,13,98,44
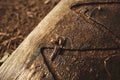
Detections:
0,0,60,60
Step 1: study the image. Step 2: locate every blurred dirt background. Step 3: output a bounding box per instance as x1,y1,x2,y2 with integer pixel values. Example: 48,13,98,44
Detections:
0,0,60,63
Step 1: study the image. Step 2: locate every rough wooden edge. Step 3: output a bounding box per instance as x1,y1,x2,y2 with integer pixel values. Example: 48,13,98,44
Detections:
0,0,81,80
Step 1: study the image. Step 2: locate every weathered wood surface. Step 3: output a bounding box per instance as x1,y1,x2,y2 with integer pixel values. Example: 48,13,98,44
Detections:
0,0,78,80
0,0,120,80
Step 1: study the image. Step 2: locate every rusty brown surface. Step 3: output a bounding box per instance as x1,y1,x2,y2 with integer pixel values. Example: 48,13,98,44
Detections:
32,1,120,80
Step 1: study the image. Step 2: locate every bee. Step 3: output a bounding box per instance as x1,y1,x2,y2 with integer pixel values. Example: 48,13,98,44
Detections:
50,34,66,61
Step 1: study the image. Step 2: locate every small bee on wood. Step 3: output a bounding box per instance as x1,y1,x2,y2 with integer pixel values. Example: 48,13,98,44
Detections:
50,34,66,61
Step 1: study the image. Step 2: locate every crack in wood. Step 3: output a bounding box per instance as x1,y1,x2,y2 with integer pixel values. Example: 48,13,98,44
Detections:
27,45,120,80
26,46,58,80
74,12,120,45
91,18,120,44
41,46,120,52
40,47,59,80
71,1,120,9
70,1,120,44
39,46,120,79
71,1,120,44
